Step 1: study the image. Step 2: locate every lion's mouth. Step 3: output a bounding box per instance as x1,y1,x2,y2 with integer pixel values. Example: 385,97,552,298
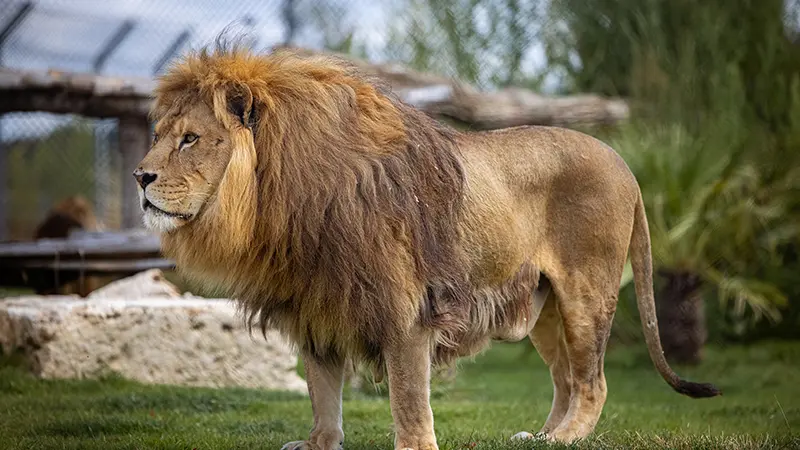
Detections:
142,199,192,221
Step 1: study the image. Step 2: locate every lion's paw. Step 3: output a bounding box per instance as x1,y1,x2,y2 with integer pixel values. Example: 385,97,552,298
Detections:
281,440,345,450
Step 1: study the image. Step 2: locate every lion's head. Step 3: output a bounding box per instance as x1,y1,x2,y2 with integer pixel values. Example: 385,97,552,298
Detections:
134,45,264,247
134,99,234,233
135,43,415,255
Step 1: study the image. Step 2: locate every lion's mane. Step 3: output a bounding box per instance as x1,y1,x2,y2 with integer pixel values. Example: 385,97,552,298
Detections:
151,41,477,367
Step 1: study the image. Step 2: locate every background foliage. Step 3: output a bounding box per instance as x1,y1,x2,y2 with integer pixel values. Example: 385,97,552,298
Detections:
542,0,800,344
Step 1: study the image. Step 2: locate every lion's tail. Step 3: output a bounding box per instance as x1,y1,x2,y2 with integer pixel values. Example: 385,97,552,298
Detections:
629,190,722,399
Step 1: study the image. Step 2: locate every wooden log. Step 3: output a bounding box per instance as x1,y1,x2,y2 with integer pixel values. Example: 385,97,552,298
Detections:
0,58,628,129
0,89,152,118
274,45,630,129
119,116,150,229
0,231,169,291
429,88,630,129
0,260,174,291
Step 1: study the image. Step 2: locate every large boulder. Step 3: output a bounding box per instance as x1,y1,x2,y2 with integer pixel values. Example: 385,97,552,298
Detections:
0,294,307,393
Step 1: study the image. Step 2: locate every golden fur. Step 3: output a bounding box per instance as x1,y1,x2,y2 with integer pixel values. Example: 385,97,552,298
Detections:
136,41,720,449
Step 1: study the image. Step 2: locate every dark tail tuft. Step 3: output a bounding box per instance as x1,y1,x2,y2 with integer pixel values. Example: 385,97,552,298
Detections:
674,380,723,398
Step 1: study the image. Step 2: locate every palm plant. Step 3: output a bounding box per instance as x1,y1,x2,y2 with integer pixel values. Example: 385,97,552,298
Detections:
542,0,800,361
613,118,798,363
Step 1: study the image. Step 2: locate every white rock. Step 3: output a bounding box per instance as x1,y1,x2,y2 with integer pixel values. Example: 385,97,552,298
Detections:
87,269,181,299
509,431,535,440
510,431,548,441
0,295,307,393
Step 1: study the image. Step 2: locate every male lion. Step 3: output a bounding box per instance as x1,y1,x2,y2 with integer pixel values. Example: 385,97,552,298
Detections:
35,195,99,240
33,195,105,296
134,42,720,449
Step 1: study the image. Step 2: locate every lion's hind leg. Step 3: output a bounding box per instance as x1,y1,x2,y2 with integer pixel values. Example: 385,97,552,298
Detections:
531,289,572,435
509,287,571,444
544,268,619,443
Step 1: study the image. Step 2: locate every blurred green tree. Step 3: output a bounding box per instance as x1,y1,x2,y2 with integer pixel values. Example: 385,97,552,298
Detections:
384,0,544,90
545,0,800,361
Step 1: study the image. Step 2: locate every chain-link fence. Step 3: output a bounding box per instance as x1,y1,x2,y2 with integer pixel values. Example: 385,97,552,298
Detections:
0,0,553,242
0,113,121,238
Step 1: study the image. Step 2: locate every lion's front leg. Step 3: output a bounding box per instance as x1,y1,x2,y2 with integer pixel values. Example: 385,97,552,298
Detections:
385,326,438,450
281,353,345,450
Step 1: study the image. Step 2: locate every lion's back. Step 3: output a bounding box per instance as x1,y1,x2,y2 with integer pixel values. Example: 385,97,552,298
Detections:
455,125,641,281
458,125,634,186
457,126,640,216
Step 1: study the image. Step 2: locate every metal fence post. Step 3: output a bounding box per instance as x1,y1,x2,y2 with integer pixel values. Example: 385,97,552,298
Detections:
0,2,34,241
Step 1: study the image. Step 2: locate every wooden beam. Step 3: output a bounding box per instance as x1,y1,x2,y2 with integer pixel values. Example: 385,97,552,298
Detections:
0,68,154,118
274,45,630,128
0,231,168,289
0,2,35,241
0,257,173,272
429,88,631,130
0,86,153,118
118,116,150,229
0,231,161,258
0,260,174,291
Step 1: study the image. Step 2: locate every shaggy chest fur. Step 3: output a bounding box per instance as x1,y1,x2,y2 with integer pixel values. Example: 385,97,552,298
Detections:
165,227,541,370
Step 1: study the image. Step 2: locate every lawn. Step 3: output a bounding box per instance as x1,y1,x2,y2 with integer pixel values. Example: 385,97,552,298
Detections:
0,340,797,449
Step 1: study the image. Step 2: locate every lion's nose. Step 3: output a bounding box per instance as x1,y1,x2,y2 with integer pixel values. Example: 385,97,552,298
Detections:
133,168,158,189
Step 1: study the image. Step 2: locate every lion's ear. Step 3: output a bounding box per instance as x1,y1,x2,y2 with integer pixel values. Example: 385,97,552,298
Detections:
213,84,256,130
228,84,256,129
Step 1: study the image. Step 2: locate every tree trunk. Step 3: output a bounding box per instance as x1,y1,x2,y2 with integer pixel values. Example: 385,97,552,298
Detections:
656,270,707,365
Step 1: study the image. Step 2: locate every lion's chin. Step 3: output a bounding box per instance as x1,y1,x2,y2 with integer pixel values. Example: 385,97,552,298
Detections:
142,208,187,233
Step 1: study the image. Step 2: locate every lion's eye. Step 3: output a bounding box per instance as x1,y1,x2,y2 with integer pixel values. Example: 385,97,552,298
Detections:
182,133,198,145
152,133,159,144
178,133,199,151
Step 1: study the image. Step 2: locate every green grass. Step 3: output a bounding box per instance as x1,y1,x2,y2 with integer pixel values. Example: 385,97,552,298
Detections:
0,341,798,449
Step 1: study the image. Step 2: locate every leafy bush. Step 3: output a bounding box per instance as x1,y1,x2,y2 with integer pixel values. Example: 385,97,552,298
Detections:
545,0,800,340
